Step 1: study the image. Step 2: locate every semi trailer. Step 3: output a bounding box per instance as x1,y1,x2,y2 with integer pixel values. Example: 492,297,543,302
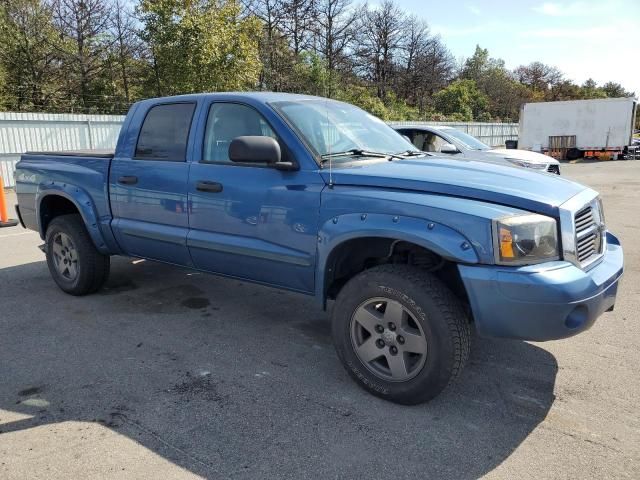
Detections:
518,97,638,160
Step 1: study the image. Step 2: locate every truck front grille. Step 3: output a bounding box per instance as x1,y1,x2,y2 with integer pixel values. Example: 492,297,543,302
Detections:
574,204,603,265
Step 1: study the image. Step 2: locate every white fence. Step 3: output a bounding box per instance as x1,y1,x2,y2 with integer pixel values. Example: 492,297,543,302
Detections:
0,112,124,188
0,113,519,188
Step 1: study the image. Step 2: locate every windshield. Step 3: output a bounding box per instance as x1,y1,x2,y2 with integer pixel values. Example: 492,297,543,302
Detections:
271,99,418,161
442,128,491,150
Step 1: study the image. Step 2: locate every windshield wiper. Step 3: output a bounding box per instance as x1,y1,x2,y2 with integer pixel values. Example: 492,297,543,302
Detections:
320,148,412,163
394,150,427,157
320,148,391,162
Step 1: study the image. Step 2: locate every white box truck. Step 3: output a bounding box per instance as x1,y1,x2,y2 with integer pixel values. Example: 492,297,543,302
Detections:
518,97,638,160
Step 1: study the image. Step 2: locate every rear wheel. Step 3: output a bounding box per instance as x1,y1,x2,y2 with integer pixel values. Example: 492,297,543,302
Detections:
45,214,110,295
331,265,470,405
566,148,582,161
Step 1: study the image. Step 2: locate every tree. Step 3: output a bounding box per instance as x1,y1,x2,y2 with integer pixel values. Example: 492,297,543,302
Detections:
355,0,406,100
313,0,357,95
459,45,501,84
139,0,262,95
0,0,65,111
50,0,115,112
109,0,142,105
514,61,563,96
397,17,454,115
291,51,331,95
243,0,291,91
433,79,488,120
282,0,314,55
601,81,634,98
578,78,606,99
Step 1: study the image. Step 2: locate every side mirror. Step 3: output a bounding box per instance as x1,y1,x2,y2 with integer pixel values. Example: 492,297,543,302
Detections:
440,143,459,154
229,136,297,171
229,135,281,164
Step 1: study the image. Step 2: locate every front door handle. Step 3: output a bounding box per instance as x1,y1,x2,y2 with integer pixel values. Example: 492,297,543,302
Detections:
118,175,138,185
196,181,223,193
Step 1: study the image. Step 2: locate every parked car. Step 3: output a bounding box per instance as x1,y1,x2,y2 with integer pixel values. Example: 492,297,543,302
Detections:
394,124,561,174
14,93,623,405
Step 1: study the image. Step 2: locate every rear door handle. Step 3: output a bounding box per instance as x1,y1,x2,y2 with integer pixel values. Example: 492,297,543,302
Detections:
118,175,138,185
196,181,223,193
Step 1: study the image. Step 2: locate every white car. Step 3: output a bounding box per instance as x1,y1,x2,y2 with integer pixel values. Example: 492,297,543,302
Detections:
394,125,561,174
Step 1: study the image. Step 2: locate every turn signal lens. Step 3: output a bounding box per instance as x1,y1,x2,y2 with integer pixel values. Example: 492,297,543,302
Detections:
499,227,515,259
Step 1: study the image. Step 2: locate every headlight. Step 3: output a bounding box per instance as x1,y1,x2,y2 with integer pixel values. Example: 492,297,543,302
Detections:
505,158,547,170
494,214,559,265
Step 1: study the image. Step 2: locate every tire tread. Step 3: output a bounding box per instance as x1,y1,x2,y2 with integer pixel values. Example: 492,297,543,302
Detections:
45,214,110,295
332,264,471,404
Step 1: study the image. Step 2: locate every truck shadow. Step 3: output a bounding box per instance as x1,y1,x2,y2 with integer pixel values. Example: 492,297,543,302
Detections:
0,257,558,479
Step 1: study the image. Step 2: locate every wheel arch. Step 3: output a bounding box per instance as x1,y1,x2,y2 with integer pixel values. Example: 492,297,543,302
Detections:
37,186,110,254
316,213,478,307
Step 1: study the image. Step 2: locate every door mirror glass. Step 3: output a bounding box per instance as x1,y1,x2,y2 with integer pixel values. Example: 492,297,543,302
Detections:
229,136,281,164
440,143,459,154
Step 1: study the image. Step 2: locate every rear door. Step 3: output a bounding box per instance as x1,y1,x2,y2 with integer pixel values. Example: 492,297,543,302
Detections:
109,102,196,266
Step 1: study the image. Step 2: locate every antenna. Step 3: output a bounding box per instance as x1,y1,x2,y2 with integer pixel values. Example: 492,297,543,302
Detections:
322,65,333,187
325,98,333,187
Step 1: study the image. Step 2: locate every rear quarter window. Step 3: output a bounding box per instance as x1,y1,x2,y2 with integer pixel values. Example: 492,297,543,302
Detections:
135,103,196,161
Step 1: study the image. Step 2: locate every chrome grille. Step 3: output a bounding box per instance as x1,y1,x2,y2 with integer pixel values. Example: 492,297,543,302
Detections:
559,189,606,269
574,203,603,265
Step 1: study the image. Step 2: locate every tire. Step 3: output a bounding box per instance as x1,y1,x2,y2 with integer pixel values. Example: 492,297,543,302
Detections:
45,214,110,295
331,265,470,405
566,148,582,161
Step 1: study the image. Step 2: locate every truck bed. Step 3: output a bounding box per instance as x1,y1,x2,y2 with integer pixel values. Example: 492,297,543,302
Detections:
16,150,114,242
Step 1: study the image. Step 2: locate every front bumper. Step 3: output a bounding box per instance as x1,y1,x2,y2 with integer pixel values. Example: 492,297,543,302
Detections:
458,232,624,341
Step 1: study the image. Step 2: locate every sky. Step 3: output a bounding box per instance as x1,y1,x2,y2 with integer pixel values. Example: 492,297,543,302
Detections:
393,0,640,96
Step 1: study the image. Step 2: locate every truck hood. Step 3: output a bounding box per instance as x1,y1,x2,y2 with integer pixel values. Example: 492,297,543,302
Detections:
321,157,585,216
487,148,560,165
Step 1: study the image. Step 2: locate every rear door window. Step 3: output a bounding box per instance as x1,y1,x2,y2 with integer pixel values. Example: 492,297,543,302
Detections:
135,103,196,161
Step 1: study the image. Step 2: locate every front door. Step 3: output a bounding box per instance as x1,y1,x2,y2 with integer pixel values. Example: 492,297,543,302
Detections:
109,102,196,266
187,102,323,293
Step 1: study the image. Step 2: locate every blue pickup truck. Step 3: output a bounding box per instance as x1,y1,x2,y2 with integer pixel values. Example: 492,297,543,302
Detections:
14,93,624,404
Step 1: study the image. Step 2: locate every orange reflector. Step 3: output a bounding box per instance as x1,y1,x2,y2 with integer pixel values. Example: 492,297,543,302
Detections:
499,227,514,258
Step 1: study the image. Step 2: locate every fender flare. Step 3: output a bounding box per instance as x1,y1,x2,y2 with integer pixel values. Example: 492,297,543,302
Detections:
315,213,479,302
36,183,111,254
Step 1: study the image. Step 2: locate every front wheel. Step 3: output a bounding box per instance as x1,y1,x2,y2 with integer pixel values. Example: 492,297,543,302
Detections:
331,265,470,405
45,214,110,295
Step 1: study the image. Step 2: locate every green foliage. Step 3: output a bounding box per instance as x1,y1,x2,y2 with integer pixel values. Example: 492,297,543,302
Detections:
601,81,634,98
291,51,333,96
579,78,607,99
139,0,262,95
433,80,488,121
0,0,66,111
0,1,634,123
335,85,389,118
